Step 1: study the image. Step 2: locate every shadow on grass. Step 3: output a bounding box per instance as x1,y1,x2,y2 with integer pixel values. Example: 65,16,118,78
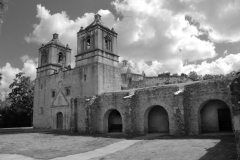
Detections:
0,128,238,159
0,127,136,139
198,135,237,160
148,134,237,160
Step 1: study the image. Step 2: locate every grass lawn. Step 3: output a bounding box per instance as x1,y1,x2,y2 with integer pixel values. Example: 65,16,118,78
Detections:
0,128,128,159
91,135,238,160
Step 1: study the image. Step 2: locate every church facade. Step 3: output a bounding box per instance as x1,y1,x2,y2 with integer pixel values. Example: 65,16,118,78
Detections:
33,14,234,135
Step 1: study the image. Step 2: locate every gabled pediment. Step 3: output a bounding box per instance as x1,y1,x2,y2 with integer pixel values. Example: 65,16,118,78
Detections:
52,91,68,106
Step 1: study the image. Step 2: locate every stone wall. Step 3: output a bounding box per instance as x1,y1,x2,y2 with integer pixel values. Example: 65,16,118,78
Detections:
77,79,235,136
183,79,233,135
230,76,240,158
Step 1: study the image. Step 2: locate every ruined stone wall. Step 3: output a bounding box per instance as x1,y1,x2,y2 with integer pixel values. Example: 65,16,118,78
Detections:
230,76,240,158
129,86,183,135
82,85,186,135
83,92,129,133
128,76,192,89
183,79,233,135
80,79,234,136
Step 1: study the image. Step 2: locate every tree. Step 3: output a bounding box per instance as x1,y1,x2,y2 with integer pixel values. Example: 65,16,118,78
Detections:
188,71,200,81
203,74,214,80
0,72,34,127
0,0,8,29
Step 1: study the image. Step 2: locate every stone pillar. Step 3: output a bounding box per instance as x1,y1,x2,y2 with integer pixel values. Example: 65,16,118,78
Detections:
230,77,240,158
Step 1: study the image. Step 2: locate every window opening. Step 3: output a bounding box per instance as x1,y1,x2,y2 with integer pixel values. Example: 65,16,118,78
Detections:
87,38,91,50
105,36,111,51
66,88,70,96
58,52,63,63
84,74,87,81
52,90,56,98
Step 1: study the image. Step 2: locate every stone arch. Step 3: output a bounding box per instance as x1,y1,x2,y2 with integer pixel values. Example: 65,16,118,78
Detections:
144,105,169,133
56,112,63,129
198,99,233,133
103,109,123,133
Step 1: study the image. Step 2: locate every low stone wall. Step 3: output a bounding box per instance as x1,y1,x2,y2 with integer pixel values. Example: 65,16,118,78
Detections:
72,78,235,138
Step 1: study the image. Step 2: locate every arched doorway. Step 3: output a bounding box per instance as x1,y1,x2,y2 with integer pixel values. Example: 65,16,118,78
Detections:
200,100,232,133
56,112,63,129
147,106,169,133
108,110,122,133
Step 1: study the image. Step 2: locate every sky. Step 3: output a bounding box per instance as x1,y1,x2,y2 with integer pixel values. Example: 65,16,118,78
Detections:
1,0,240,93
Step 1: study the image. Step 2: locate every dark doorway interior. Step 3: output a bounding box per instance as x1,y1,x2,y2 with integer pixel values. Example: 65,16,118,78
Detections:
218,108,232,131
148,106,169,133
57,112,63,129
108,110,122,132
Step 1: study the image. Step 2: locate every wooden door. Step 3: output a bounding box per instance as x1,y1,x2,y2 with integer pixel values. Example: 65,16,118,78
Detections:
57,112,63,129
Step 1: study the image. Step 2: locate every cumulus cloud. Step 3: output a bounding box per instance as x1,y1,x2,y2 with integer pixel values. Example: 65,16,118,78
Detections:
26,2,217,64
24,1,240,78
0,56,37,99
161,0,240,42
126,53,240,76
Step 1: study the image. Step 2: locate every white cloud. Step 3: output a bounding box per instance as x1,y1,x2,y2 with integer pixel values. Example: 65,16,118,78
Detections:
126,53,240,76
161,0,240,42
24,1,240,79
0,56,37,97
26,3,217,65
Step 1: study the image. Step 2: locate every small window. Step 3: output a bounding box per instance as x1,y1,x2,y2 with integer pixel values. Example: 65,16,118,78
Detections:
84,74,87,81
52,90,56,98
66,88,71,96
39,107,43,115
41,84,43,89
58,52,63,63
86,37,91,50
105,36,112,51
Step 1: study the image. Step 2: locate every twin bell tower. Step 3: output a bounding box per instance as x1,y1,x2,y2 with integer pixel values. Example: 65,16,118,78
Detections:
37,14,121,97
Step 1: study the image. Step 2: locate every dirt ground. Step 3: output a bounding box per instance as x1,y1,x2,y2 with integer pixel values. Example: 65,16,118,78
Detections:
0,128,127,159
91,135,238,160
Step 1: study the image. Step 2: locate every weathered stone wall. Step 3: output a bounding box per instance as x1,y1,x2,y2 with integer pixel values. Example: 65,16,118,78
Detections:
81,85,186,135
183,79,233,135
77,79,234,136
230,76,240,158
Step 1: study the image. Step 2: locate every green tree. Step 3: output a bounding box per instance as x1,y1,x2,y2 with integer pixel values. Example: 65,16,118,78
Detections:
188,71,201,81
8,72,34,118
0,72,34,127
203,74,214,80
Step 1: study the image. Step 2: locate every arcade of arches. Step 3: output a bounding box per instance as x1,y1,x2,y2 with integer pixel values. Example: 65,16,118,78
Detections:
200,100,233,133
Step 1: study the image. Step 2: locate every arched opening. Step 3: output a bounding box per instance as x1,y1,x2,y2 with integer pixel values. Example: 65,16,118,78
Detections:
108,110,122,133
56,112,63,129
200,100,233,133
147,106,169,133
58,52,63,63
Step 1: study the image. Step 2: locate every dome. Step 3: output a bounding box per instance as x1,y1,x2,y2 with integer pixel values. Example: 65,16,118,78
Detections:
120,65,141,75
45,33,65,48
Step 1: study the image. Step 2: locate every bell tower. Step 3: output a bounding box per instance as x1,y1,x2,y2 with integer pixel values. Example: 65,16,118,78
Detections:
37,33,71,77
76,14,121,96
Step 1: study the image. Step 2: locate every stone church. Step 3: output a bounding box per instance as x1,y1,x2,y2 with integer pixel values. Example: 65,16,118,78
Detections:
33,14,234,135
